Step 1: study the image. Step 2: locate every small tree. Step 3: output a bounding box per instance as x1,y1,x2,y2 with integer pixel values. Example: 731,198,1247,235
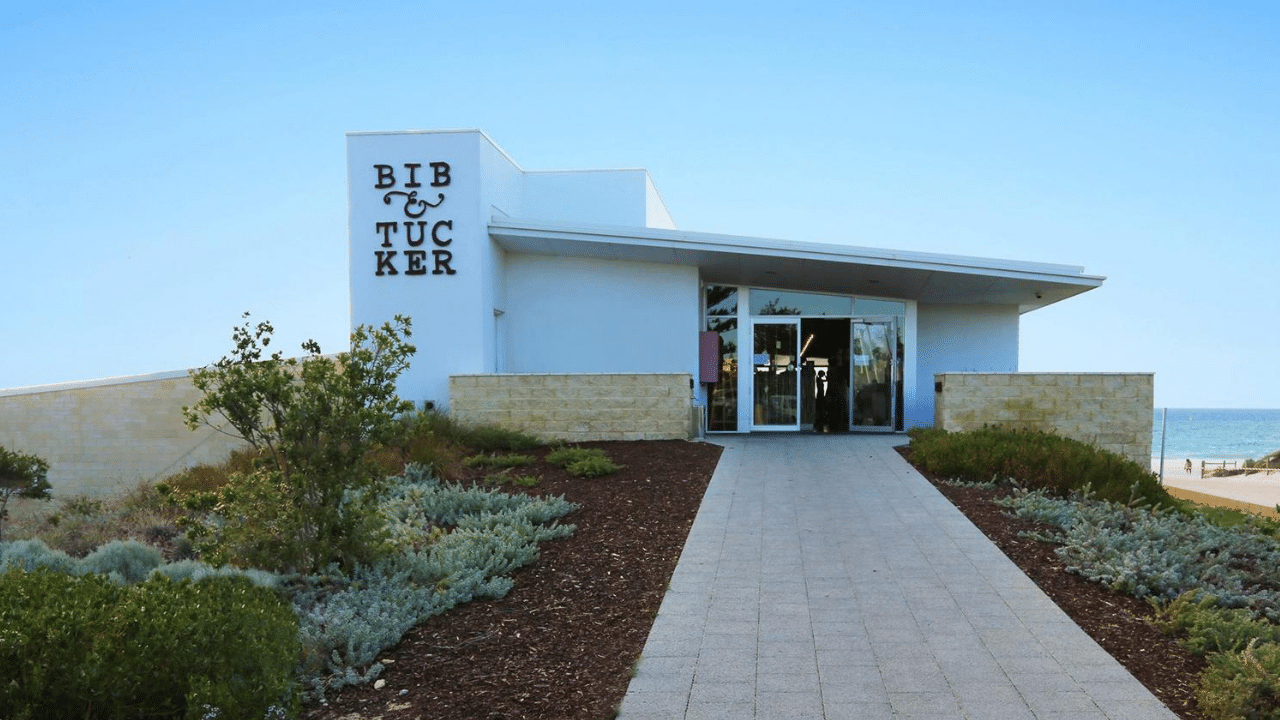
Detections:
0,446,52,542
181,313,416,573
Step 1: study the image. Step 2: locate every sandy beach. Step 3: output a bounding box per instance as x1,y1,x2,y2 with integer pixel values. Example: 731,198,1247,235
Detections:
1153,457,1280,516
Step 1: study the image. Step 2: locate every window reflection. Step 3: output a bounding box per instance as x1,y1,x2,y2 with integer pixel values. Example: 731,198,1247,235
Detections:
750,290,852,316
704,286,738,431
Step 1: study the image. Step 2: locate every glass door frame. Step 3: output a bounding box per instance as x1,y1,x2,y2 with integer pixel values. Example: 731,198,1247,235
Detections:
847,315,898,432
750,318,801,431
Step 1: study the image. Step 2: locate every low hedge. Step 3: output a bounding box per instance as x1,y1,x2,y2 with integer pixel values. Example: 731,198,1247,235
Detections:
908,426,1171,507
0,568,299,719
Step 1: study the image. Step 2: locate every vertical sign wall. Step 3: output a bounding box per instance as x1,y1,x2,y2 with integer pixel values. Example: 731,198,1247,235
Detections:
347,130,496,408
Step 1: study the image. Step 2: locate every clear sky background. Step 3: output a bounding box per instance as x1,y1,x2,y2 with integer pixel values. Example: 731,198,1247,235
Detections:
3,1,1277,408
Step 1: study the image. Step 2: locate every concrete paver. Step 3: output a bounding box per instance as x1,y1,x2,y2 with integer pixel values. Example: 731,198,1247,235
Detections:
617,434,1178,719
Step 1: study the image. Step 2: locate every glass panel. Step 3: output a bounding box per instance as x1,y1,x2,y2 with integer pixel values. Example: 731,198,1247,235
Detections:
851,321,894,428
753,322,798,426
750,290,852,316
853,298,905,317
706,317,738,431
706,285,738,316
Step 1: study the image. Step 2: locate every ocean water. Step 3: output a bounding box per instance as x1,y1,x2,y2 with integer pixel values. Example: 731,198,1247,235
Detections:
1152,408,1280,461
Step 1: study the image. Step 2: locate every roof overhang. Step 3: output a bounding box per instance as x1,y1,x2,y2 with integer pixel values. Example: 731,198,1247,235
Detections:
488,217,1104,313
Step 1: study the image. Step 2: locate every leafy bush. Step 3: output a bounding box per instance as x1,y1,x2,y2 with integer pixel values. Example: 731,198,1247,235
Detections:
0,568,299,719
1198,640,1280,720
545,446,623,477
160,448,265,495
177,466,391,574
1152,592,1280,657
180,313,416,574
462,425,541,453
908,426,1170,507
0,446,51,542
545,446,606,467
566,455,624,477
464,453,536,469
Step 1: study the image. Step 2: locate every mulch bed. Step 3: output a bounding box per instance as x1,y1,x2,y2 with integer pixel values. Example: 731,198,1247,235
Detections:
305,439,723,720
305,439,1209,720
904,447,1209,720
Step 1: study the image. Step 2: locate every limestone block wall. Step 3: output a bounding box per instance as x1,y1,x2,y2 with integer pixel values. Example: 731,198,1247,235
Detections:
450,373,694,442
935,372,1154,465
0,372,248,498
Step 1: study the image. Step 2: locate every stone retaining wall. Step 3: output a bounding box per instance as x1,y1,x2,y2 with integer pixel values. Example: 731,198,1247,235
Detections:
934,372,1153,465
0,372,248,498
449,373,694,442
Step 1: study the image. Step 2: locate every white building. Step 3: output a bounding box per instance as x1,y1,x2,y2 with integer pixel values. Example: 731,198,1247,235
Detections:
348,128,1103,438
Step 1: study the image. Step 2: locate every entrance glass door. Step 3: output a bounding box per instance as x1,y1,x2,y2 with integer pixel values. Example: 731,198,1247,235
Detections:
850,319,896,430
752,320,799,429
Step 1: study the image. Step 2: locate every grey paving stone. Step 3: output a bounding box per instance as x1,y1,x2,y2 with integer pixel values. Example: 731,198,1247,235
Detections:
620,436,1180,720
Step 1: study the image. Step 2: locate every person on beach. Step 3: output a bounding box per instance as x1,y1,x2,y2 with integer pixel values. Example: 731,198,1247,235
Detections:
1185,459,1193,474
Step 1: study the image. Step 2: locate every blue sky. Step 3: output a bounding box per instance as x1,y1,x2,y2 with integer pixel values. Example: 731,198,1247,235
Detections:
3,1,1277,408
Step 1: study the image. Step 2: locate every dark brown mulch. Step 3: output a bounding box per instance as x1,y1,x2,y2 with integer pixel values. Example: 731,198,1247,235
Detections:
304,439,723,720
305,439,1209,720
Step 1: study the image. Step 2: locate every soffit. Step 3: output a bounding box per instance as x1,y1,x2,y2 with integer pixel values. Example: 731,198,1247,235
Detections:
488,218,1104,313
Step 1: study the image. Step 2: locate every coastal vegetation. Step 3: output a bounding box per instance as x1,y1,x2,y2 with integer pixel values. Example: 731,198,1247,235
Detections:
0,316,626,719
912,426,1280,720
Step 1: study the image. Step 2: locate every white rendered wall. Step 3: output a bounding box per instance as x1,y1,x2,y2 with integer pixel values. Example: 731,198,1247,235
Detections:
644,175,677,229
347,130,523,408
522,170,658,227
502,253,699,376
912,304,1020,426
348,131,680,409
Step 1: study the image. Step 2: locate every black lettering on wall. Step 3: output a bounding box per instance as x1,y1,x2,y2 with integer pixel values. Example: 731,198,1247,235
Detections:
432,220,452,246
374,165,396,189
404,221,428,247
431,162,450,187
433,249,455,275
375,250,399,276
404,250,428,275
371,161,456,277
404,163,422,188
375,222,398,248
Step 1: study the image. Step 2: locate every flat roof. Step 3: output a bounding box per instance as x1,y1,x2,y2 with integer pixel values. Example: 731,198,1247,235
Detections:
489,217,1104,313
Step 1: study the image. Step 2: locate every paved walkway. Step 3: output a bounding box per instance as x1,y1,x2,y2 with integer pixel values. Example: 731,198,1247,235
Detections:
617,434,1178,720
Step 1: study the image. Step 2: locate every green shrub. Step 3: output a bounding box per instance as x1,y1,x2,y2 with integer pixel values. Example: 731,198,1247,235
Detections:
908,426,1171,507
181,314,416,574
462,425,542,452
0,446,51,542
1198,640,1280,720
161,448,265,495
0,568,299,719
178,467,391,574
545,446,622,477
464,453,535,469
545,446,606,467
1152,592,1280,657
566,456,624,478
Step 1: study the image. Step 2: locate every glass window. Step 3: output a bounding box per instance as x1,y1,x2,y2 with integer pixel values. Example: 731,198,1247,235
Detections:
853,298,906,317
706,286,737,316
704,286,738,431
750,290,852,316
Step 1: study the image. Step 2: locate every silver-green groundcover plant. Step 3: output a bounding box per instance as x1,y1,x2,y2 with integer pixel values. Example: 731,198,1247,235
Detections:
0,464,578,706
